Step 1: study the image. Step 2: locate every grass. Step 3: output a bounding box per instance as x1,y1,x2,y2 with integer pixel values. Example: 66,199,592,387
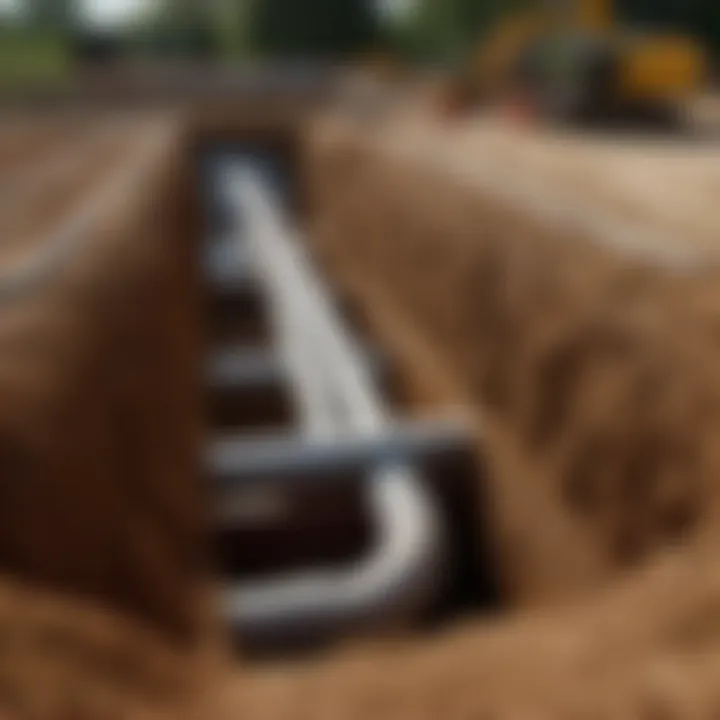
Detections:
0,28,71,87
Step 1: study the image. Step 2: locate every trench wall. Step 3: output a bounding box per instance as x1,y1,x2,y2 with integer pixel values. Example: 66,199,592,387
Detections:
0,118,205,643
0,98,318,718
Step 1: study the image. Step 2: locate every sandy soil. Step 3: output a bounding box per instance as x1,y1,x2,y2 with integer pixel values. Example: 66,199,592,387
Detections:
0,116,212,717
208,544,720,719
304,109,720,601
0,128,137,270
0,576,212,720
369,102,720,262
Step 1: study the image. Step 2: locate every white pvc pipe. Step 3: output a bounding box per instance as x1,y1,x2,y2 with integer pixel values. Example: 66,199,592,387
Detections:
216,159,447,645
209,417,469,489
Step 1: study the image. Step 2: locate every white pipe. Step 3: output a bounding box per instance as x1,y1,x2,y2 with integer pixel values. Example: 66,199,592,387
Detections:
217,160,447,645
206,345,387,396
209,417,470,489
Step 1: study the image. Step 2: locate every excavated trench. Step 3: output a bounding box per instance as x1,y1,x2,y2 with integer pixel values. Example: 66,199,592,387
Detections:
201,142,372,586
8,91,720,718
194,135,502,653
0,112,506,720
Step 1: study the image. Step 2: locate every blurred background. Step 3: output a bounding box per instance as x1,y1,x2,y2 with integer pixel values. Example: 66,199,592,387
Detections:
0,0,717,80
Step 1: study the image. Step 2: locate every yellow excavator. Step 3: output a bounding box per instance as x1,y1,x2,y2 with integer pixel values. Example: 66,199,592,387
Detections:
447,0,707,123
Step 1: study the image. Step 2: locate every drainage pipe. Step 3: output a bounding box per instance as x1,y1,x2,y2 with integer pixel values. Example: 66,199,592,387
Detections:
206,346,388,395
217,159,448,645
209,417,470,490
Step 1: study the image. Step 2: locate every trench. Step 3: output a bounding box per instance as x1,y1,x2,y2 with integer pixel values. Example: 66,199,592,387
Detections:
194,136,503,657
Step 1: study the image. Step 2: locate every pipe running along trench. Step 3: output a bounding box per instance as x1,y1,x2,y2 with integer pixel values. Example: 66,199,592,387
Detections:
213,156,449,646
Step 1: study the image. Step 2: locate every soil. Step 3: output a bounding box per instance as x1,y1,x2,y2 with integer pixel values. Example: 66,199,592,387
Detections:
0,576,211,720
5,92,720,719
0,115,211,717
208,543,720,719
303,110,720,603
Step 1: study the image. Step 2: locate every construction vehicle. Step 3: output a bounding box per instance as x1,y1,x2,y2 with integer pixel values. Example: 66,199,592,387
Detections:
448,0,708,124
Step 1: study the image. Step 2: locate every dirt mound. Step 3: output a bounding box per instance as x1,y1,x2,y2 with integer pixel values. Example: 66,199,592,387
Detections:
209,543,720,719
303,113,720,604
0,576,209,720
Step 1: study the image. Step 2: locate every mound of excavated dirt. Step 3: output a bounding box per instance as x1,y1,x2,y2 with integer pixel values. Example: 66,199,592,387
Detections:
0,576,211,720
207,542,720,719
303,112,720,606
0,116,210,715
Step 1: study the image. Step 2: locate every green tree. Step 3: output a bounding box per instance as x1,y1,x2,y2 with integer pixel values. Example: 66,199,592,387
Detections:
246,0,378,57
212,0,252,57
694,0,720,64
25,0,78,32
387,0,529,61
393,0,719,66
130,0,219,57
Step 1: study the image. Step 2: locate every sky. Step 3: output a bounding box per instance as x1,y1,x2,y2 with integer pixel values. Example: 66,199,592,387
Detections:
81,0,150,26
380,0,415,19
0,0,150,26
